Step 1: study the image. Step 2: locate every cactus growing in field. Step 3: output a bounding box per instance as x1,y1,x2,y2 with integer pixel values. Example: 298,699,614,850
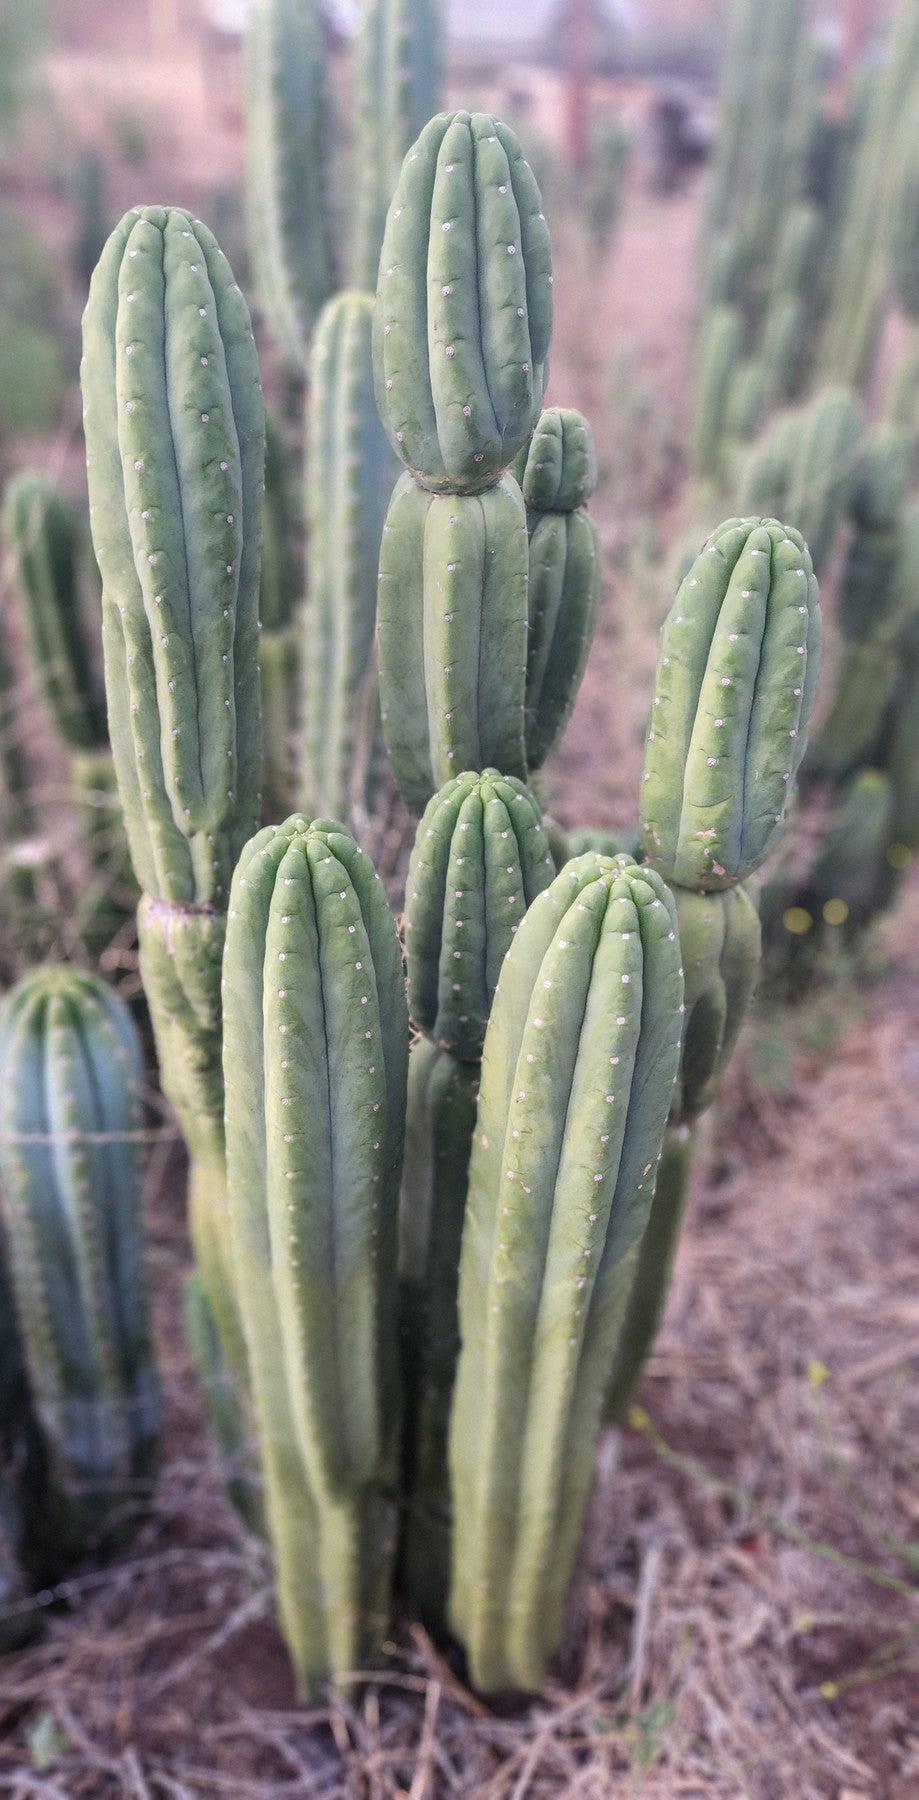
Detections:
373,110,552,492
244,0,336,365
303,292,399,820
81,204,263,1392
0,968,157,1554
516,408,602,770
377,471,530,810
223,814,408,1693
783,386,862,573
448,853,684,1692
352,0,444,293
405,770,554,1059
692,305,743,481
640,517,820,891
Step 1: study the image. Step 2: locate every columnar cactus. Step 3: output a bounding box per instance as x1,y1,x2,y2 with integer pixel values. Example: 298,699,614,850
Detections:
2,472,106,753
404,770,554,1059
640,517,821,891
692,305,743,482
259,413,300,817
373,110,553,492
303,292,399,820
81,204,264,1386
783,386,862,574
0,968,158,1553
352,0,444,293
377,472,530,810
222,814,408,1693
448,853,684,1692
244,0,336,365
397,1038,478,1628
516,408,602,770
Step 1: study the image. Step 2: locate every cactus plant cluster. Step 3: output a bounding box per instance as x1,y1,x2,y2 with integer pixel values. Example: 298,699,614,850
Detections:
0,967,158,1626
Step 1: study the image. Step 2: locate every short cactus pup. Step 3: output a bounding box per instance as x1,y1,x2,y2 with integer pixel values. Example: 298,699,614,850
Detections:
374,109,552,811
0,967,158,1565
605,516,821,1422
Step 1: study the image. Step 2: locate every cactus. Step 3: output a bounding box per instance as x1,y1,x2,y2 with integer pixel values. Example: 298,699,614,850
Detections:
807,770,897,935
244,0,336,365
2,472,106,753
351,0,444,293
0,968,157,1555
377,472,530,811
604,884,761,1419
405,770,553,1060
373,110,553,492
448,852,684,1692
517,408,602,770
737,408,797,517
567,826,637,861
81,204,263,1401
303,292,400,820
259,413,300,817
723,359,766,445
782,386,862,573
692,305,743,481
759,293,805,408
808,641,899,781
223,813,408,1693
397,1038,478,1629
640,517,820,891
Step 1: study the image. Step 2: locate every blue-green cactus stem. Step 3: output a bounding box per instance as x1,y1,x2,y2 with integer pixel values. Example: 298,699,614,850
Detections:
737,410,797,518
377,472,529,812
373,110,553,492
81,204,264,908
808,770,898,934
223,814,408,1692
2,472,107,753
303,292,400,821
449,852,684,1693
566,825,638,861
601,1123,695,1424
0,968,158,1554
405,770,553,1059
517,408,601,771
641,517,821,891
352,0,444,293
692,305,743,481
808,641,898,782
397,1038,478,1630
244,0,336,365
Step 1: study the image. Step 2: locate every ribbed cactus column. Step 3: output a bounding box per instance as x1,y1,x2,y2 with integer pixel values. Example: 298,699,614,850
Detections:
259,414,300,818
351,0,443,293
0,968,158,1557
244,0,336,366
81,205,264,1389
223,814,408,1693
303,291,400,821
398,771,553,1625
606,517,821,1419
514,408,602,771
2,470,134,953
374,110,553,812
448,852,684,1693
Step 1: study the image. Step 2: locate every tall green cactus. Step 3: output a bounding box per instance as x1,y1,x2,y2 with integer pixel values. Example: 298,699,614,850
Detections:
448,852,684,1692
244,0,336,366
517,408,602,770
81,204,263,1389
259,413,300,817
782,385,862,573
0,968,157,1554
303,291,399,821
223,814,408,1693
352,0,443,293
640,517,820,891
692,305,743,482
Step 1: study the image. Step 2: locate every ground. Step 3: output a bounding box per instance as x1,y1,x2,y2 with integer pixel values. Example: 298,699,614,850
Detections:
0,81,917,1800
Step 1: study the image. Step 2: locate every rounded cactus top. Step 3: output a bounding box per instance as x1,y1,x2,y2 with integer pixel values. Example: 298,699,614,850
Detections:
404,769,554,1058
515,407,597,512
81,205,264,905
640,516,821,892
0,964,142,1091
373,110,553,494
